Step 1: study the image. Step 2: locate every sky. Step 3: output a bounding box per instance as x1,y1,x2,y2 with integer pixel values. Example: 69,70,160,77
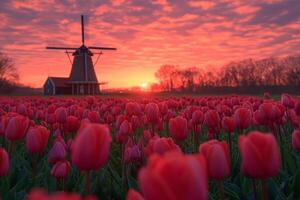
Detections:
0,0,300,88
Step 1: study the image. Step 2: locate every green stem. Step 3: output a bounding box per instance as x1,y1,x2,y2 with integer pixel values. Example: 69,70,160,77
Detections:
85,171,90,194
217,180,225,200
261,179,268,200
252,179,257,200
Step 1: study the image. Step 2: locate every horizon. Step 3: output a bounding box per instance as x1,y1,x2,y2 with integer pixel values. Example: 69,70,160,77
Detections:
0,0,300,89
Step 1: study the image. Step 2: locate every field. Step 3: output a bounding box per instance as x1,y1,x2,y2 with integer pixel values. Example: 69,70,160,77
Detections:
0,94,300,200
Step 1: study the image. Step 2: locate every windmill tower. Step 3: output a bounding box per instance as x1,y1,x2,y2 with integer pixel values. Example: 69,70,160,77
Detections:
44,15,116,95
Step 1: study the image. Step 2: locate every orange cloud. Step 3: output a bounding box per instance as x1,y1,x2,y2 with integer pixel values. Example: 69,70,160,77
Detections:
0,0,299,89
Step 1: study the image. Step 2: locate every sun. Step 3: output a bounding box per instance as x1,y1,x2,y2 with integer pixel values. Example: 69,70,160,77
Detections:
140,82,148,89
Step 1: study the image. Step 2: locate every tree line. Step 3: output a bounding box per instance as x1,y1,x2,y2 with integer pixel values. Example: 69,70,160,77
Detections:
153,54,300,92
0,51,20,93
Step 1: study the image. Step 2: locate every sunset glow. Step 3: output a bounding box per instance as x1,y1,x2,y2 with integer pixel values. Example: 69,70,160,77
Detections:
0,0,300,88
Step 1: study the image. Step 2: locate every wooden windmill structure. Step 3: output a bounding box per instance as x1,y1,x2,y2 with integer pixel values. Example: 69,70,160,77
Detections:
44,15,116,95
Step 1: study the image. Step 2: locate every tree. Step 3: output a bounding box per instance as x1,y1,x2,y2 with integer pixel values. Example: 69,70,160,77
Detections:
0,52,18,83
155,65,177,91
0,52,19,92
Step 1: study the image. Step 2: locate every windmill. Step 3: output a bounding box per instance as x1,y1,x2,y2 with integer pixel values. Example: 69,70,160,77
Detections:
44,15,116,95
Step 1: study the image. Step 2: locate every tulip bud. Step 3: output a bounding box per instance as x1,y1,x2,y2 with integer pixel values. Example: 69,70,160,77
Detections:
292,129,300,150
238,131,281,179
199,140,230,180
5,115,30,141
169,116,188,141
25,125,50,154
0,147,9,176
51,160,71,179
71,123,112,171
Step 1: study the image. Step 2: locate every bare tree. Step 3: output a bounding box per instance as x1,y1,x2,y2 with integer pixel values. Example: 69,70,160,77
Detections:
0,52,18,83
155,65,177,91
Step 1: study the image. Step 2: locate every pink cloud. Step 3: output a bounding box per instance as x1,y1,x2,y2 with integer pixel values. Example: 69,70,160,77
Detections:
0,0,299,89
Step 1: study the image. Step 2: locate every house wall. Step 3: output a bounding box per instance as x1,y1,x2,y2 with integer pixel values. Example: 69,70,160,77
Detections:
44,79,54,95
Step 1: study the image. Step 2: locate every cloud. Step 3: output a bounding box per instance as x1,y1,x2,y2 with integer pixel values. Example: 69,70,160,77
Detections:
0,0,299,88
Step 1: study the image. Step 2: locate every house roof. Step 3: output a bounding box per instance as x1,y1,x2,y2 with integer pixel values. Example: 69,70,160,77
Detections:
48,77,69,87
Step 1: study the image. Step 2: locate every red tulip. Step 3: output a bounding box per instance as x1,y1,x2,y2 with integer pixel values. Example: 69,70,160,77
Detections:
233,108,252,130
221,117,234,133
55,107,67,124
116,114,126,130
138,152,208,200
0,147,9,176
281,93,294,108
145,103,160,125
17,103,28,116
192,110,204,125
116,120,132,144
169,116,188,141
126,189,144,200
48,136,67,164
238,131,281,179
158,102,168,116
64,116,80,133
25,125,50,154
35,110,45,121
295,99,300,115
51,160,71,179
87,111,101,123
131,115,140,132
204,110,220,134
144,137,181,157
71,123,112,171
0,115,9,136
5,115,30,141
292,129,300,150
199,140,230,180
124,145,142,164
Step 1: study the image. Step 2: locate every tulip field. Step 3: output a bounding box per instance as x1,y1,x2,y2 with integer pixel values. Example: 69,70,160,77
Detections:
1,94,300,200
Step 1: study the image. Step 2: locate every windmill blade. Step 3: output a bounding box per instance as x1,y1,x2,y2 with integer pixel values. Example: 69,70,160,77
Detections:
89,46,117,50
81,15,85,45
46,47,77,50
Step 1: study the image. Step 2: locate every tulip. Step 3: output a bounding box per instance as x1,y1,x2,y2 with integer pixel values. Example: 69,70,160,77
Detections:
87,111,101,123
199,140,230,200
145,103,160,132
191,110,204,151
5,115,30,141
116,120,132,144
17,103,28,116
281,93,294,108
48,136,67,164
126,189,144,200
168,116,188,142
238,131,281,200
233,108,252,132
0,147,9,176
130,115,140,133
64,116,80,134
71,123,112,193
144,137,181,157
292,129,300,150
192,110,204,125
204,110,220,134
51,160,71,179
221,117,234,152
138,152,208,200
0,115,9,136
199,140,230,180
55,107,67,124
25,125,50,154
124,145,142,165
